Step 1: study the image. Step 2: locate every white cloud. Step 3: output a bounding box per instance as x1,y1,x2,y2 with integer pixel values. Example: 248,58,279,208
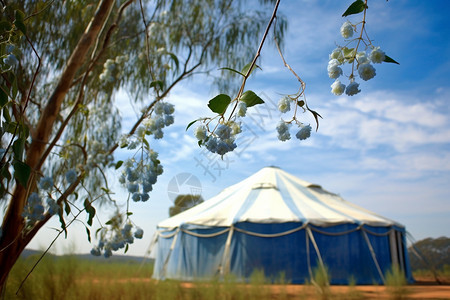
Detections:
310,89,450,152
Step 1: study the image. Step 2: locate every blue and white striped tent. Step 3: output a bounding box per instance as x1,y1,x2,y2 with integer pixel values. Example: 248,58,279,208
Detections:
151,166,413,284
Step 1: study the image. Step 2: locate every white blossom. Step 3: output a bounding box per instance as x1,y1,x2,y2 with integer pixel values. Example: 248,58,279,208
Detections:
296,125,312,140
327,61,343,79
345,81,361,96
276,121,291,141
237,102,247,117
369,46,386,64
215,124,232,140
39,177,53,190
329,48,343,62
340,21,354,39
194,125,207,141
278,96,291,113
65,170,77,184
356,51,369,65
229,121,242,135
331,80,346,96
358,63,376,81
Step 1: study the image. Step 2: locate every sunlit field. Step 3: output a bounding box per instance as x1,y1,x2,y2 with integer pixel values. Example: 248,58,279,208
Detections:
4,254,450,300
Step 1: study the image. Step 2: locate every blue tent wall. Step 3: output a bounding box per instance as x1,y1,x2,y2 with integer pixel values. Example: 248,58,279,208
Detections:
152,222,413,284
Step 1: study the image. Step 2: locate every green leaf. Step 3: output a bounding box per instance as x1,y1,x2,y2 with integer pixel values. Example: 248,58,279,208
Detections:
14,10,25,22
240,90,265,107
342,0,366,17
105,219,113,225
143,137,150,149
241,62,261,76
85,227,91,243
220,67,245,77
13,10,27,35
58,211,67,238
14,20,27,35
308,108,323,131
115,160,123,169
126,212,133,216
12,137,25,161
0,20,12,32
11,75,18,100
124,243,129,253
297,100,305,107
0,88,8,108
1,162,12,182
168,53,179,70
2,107,11,122
87,206,96,226
207,94,231,114
12,160,30,187
21,123,29,139
342,47,355,59
186,119,200,131
64,200,71,216
150,80,164,91
95,228,103,237
84,199,96,226
384,55,400,65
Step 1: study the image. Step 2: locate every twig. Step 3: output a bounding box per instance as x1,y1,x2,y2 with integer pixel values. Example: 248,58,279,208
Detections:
16,206,85,295
350,0,369,79
227,0,281,120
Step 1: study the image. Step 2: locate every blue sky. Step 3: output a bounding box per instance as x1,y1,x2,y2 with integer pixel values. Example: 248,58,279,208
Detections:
29,0,450,256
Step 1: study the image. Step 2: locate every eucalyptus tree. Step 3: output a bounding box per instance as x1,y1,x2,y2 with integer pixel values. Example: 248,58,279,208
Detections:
0,0,398,291
169,194,204,217
0,0,287,289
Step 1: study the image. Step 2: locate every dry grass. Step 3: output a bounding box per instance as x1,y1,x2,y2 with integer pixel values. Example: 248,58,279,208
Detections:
4,255,450,300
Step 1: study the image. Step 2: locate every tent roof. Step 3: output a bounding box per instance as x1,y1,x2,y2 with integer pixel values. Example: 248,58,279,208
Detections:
158,167,402,229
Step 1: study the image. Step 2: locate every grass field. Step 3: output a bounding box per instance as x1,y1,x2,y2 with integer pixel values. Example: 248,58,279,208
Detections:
4,254,450,299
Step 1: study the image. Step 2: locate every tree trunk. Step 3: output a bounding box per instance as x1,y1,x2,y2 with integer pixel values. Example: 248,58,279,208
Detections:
0,0,115,292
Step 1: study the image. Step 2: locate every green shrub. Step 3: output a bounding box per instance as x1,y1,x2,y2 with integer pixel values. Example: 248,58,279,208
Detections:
385,265,409,300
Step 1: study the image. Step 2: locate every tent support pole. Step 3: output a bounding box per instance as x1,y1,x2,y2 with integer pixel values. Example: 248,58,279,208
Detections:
306,227,312,280
396,231,405,272
140,232,159,271
389,229,399,268
306,226,328,286
220,226,234,278
161,228,180,280
362,229,385,284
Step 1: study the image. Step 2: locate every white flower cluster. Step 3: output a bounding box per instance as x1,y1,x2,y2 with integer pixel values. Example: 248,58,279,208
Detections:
120,102,175,150
194,121,240,156
276,121,311,142
22,189,60,226
142,102,175,140
329,20,387,96
22,193,45,224
65,170,77,184
99,55,128,83
276,122,291,141
91,222,144,258
2,44,19,69
119,150,163,202
276,96,312,142
21,171,79,225
85,140,114,170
